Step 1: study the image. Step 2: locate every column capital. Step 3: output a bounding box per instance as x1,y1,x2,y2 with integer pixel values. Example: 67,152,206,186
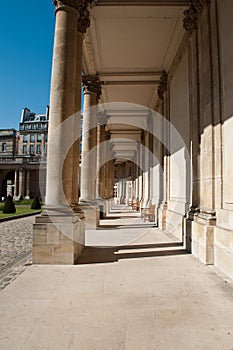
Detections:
82,74,102,102
157,71,168,100
97,112,109,126
105,130,111,141
183,0,210,32
53,0,94,33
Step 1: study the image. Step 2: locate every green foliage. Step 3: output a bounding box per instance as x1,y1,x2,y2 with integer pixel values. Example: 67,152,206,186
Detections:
15,199,33,205
2,195,16,214
31,196,41,210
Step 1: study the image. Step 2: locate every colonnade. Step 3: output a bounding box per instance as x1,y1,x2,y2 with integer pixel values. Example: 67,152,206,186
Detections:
32,0,233,282
13,169,31,199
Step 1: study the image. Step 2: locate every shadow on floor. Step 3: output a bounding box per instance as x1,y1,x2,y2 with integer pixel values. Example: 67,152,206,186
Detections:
98,224,156,230
76,243,189,265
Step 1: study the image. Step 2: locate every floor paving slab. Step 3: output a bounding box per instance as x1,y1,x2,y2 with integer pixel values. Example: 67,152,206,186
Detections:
1,206,233,349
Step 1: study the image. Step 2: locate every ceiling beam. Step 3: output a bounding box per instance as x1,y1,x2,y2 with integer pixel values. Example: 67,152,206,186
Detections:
95,0,190,6
99,71,163,77
102,80,159,86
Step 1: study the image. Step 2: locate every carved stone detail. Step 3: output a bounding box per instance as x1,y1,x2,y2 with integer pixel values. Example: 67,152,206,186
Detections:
53,0,94,33
157,71,168,100
98,112,109,126
183,0,211,32
105,130,111,141
77,1,91,33
82,74,102,102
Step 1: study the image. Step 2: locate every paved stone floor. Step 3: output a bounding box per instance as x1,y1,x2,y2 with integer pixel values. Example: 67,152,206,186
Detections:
1,206,233,349
0,216,34,290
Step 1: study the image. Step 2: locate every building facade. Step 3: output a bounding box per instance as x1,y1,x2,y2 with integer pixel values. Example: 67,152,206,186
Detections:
0,107,49,200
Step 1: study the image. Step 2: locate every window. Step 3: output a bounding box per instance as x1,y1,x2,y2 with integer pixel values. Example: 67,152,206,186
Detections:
22,145,27,154
37,123,42,129
37,134,41,142
44,144,47,154
2,143,6,152
23,135,28,143
45,134,48,142
31,124,35,130
36,144,41,154
30,134,35,142
29,145,34,154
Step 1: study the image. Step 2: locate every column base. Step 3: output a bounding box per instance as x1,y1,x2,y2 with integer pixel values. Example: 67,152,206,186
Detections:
214,225,233,280
96,199,106,219
105,199,112,216
79,201,100,229
32,208,85,265
158,202,168,230
191,209,216,265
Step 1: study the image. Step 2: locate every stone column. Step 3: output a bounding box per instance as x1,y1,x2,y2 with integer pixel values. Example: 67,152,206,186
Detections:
96,112,108,218
33,0,92,264
25,170,30,199
157,72,169,230
46,2,79,207
96,112,108,199
79,74,101,228
108,144,115,201
71,16,89,205
18,168,25,198
14,169,19,198
143,131,150,206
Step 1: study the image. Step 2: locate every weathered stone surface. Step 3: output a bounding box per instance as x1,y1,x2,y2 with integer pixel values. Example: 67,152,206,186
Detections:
32,213,85,264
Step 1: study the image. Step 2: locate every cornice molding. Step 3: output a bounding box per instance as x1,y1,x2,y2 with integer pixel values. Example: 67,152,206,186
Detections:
95,1,190,6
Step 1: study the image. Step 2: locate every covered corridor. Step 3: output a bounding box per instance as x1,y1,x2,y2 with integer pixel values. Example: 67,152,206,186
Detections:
32,0,233,284
78,202,186,264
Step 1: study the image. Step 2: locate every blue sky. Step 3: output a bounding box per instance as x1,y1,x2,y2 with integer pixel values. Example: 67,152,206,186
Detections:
0,1,55,130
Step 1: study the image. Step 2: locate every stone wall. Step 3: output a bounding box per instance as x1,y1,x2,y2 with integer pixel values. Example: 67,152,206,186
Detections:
166,49,190,241
214,0,233,278
158,0,233,280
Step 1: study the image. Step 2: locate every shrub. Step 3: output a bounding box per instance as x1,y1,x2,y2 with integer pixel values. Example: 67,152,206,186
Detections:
3,195,16,214
31,196,41,210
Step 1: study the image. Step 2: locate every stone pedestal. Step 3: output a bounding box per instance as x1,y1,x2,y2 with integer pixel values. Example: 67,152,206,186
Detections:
33,210,85,264
78,202,100,230
191,210,216,265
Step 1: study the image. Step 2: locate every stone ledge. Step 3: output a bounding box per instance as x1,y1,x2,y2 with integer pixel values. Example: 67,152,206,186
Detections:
0,211,42,223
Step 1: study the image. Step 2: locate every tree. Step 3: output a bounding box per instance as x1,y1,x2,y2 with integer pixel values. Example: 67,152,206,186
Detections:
31,196,41,210
3,195,16,214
